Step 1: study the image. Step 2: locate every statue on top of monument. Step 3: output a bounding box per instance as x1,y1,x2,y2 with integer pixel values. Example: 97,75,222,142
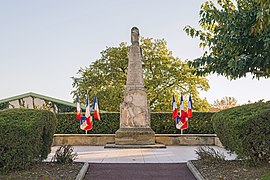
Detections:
131,27,140,45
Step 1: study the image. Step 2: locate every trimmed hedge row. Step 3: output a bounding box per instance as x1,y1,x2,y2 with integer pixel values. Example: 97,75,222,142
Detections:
0,109,57,173
212,101,270,163
55,113,120,134
55,112,215,134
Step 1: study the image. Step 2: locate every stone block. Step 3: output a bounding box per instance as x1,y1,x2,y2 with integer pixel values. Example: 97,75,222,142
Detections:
115,127,155,145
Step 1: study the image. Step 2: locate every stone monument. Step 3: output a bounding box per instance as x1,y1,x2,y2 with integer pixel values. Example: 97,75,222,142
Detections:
115,27,155,145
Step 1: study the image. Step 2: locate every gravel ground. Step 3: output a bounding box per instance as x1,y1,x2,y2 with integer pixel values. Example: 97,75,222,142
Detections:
192,160,270,180
0,162,84,180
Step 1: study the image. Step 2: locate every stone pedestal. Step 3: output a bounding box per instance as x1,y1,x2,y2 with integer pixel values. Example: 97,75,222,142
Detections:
115,128,155,145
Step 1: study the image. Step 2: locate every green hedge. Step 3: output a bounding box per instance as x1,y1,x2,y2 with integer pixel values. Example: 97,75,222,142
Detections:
0,109,57,173
55,113,120,134
55,112,215,134
212,101,270,163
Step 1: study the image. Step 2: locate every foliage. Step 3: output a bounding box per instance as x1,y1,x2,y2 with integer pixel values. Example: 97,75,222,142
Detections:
51,145,78,164
195,146,225,164
184,0,270,79
0,109,57,173
36,100,76,113
55,112,215,134
72,38,210,112
212,96,238,111
55,113,120,134
251,0,270,34
54,102,76,113
0,102,9,110
261,171,270,180
212,101,270,163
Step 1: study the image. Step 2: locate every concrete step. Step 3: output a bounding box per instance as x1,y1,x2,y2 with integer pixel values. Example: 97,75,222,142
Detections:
104,143,166,149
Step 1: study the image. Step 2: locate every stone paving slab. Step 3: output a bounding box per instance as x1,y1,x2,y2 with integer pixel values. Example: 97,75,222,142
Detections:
46,146,237,163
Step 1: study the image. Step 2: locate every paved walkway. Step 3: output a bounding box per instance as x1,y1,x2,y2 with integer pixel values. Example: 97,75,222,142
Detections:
46,146,236,163
84,163,197,180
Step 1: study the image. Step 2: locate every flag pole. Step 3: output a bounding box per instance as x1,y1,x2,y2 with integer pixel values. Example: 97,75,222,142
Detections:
181,129,183,135
85,89,89,135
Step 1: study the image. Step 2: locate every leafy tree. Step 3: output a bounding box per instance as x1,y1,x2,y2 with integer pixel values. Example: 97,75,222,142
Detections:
252,0,270,34
212,96,238,111
72,38,210,112
184,0,270,79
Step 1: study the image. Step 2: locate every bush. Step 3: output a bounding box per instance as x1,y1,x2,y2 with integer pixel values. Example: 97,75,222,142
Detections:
55,112,120,134
51,145,77,163
0,109,57,173
151,112,215,134
195,146,225,165
212,101,270,163
55,112,215,134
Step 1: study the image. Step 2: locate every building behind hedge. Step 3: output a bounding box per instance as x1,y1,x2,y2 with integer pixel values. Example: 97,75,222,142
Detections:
0,92,78,113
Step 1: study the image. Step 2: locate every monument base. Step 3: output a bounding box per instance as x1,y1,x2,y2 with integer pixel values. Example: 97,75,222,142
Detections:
115,127,155,145
104,143,166,149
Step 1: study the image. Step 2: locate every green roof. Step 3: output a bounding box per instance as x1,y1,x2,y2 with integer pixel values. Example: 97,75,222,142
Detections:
0,92,77,108
0,92,108,112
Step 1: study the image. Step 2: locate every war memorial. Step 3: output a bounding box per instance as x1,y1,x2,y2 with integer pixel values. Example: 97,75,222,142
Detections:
114,27,155,146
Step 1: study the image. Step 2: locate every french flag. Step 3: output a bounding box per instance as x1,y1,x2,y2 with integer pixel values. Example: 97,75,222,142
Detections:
93,95,100,121
175,115,182,129
180,111,189,130
76,97,81,120
84,95,92,131
180,94,185,120
80,116,87,130
187,95,193,118
172,95,178,119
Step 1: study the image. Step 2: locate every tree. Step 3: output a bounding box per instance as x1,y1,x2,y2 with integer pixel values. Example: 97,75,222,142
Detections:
252,0,270,34
72,38,210,112
211,96,238,111
184,0,270,79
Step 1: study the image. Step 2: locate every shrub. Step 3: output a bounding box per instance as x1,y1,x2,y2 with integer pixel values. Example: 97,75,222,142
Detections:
195,146,225,164
0,109,57,173
55,112,215,134
55,112,120,134
51,145,77,163
212,101,270,163
151,112,215,134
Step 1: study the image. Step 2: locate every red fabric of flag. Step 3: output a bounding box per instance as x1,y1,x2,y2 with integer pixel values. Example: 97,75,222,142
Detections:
76,97,81,120
93,96,101,121
172,95,178,119
187,95,192,118
180,94,185,119
180,112,189,130
84,95,93,130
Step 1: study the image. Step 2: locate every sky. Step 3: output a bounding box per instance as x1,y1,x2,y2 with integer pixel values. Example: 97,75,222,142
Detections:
0,0,269,105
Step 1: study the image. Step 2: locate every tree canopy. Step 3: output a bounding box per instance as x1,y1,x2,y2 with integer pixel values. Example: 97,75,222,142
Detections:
212,96,238,111
72,38,210,112
184,0,270,79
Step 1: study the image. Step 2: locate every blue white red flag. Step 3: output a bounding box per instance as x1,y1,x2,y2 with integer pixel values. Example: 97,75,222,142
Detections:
180,111,189,130
172,95,178,119
80,116,87,130
84,95,92,130
187,95,193,118
76,97,81,120
92,95,100,121
180,94,185,119
175,115,182,129
178,94,189,130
